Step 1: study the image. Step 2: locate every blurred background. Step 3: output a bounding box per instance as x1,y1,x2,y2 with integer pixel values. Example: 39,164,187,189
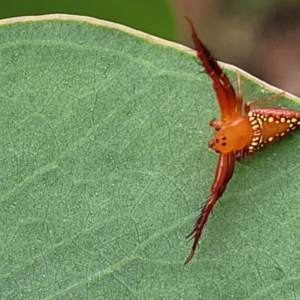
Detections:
2,0,300,96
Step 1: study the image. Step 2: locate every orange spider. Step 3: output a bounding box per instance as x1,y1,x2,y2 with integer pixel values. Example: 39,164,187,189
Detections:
185,17,300,264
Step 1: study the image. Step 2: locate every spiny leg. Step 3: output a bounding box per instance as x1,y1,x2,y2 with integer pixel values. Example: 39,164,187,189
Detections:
185,17,237,118
185,152,235,264
222,151,236,192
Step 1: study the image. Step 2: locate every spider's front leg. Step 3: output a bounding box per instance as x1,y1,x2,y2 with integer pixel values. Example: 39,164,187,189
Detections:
185,17,237,119
184,18,246,264
185,151,236,264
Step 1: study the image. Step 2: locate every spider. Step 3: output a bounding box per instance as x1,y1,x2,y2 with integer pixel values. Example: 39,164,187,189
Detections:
184,17,300,264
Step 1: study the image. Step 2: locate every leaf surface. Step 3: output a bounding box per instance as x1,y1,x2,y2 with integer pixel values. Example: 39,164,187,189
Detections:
0,15,300,300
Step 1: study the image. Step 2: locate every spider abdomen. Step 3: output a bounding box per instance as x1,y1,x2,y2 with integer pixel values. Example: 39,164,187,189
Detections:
247,108,300,155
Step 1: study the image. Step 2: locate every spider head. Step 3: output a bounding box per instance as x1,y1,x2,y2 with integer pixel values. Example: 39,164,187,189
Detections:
208,116,252,153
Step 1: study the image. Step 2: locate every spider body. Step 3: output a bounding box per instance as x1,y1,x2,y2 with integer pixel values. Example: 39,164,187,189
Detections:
184,17,300,264
210,108,300,156
209,114,252,154
246,108,300,154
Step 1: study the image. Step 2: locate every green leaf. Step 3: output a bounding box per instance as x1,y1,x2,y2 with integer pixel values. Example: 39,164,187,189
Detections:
1,15,300,299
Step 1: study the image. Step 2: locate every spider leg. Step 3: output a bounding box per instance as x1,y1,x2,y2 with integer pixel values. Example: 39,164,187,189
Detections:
184,151,236,264
236,71,243,114
244,92,285,114
185,17,237,118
